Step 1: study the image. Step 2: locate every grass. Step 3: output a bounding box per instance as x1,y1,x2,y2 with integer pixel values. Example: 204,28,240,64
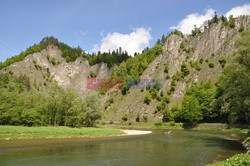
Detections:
0,125,124,140
207,154,250,166
103,122,249,134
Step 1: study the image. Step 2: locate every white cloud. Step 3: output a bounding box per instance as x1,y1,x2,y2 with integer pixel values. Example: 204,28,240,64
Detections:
92,28,152,56
170,3,250,35
225,4,250,17
170,9,215,34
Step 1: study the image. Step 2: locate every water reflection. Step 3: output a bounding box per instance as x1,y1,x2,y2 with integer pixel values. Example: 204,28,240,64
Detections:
0,130,245,166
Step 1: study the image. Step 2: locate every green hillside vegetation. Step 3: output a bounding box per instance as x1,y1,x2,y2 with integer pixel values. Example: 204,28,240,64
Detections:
111,43,162,94
0,36,130,70
0,37,85,70
207,154,250,166
0,73,101,127
87,48,130,68
172,30,250,128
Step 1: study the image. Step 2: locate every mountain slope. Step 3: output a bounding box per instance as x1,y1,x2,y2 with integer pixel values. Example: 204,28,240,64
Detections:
103,16,250,123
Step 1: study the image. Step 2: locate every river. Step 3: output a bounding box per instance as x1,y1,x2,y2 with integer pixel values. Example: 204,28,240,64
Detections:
0,130,245,166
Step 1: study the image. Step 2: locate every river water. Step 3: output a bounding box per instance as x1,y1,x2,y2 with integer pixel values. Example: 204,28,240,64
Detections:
0,130,245,166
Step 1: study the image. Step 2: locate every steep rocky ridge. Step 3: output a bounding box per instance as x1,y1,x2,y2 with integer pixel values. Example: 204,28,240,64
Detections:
1,45,113,96
103,17,250,123
1,16,249,123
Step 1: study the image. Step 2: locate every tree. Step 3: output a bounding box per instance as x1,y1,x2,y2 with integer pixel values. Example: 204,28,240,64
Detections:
220,15,228,26
186,82,217,122
67,98,86,127
161,34,166,44
215,30,250,124
191,25,201,36
163,107,174,122
212,11,219,23
228,15,235,28
181,62,190,77
178,96,202,129
84,93,102,127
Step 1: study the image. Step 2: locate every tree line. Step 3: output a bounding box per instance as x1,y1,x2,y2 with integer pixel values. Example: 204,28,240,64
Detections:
0,73,101,127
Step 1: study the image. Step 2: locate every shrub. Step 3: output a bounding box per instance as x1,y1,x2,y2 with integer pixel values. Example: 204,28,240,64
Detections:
190,61,201,71
239,23,244,32
164,63,169,73
163,96,170,104
163,107,174,122
154,122,163,127
181,62,190,77
136,113,140,122
144,92,152,105
218,56,226,68
208,62,215,68
89,71,97,77
207,154,250,166
51,57,56,66
122,114,128,122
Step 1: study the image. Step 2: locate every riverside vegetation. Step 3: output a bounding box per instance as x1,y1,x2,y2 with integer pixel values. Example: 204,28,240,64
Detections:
0,15,249,164
0,15,249,130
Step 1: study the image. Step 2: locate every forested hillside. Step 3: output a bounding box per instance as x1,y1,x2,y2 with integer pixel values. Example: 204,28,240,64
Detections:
0,15,249,128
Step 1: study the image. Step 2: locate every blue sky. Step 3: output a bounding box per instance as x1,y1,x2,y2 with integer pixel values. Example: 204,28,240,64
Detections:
0,0,250,62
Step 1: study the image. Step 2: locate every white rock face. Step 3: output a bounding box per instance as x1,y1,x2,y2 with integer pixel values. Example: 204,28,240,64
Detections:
4,45,113,97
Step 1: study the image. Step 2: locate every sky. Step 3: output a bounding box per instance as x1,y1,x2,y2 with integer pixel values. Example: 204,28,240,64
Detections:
0,0,250,62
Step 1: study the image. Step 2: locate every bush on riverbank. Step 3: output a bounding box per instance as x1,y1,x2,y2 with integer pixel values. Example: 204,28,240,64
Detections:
207,154,250,166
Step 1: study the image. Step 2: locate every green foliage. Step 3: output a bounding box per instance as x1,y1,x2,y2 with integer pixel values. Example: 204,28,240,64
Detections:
220,15,228,26
215,30,250,124
86,47,130,69
149,88,158,99
170,29,184,37
164,63,169,73
190,61,201,71
218,56,226,68
181,62,190,77
0,36,85,70
199,58,204,64
211,11,219,23
174,82,217,127
191,25,201,36
105,98,114,109
89,71,97,77
144,92,152,105
185,82,217,122
111,44,162,95
208,62,215,68
0,73,102,127
239,23,245,32
163,107,174,122
156,100,167,113
168,71,182,94
51,57,56,65
136,113,140,122
162,96,170,104
228,15,235,28
178,95,202,129
207,154,250,166
179,42,192,53
122,114,128,122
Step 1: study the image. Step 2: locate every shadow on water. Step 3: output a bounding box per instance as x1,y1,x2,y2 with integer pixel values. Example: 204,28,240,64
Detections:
202,137,245,151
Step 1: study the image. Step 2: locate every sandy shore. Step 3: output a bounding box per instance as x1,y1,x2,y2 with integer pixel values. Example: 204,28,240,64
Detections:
122,130,152,136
